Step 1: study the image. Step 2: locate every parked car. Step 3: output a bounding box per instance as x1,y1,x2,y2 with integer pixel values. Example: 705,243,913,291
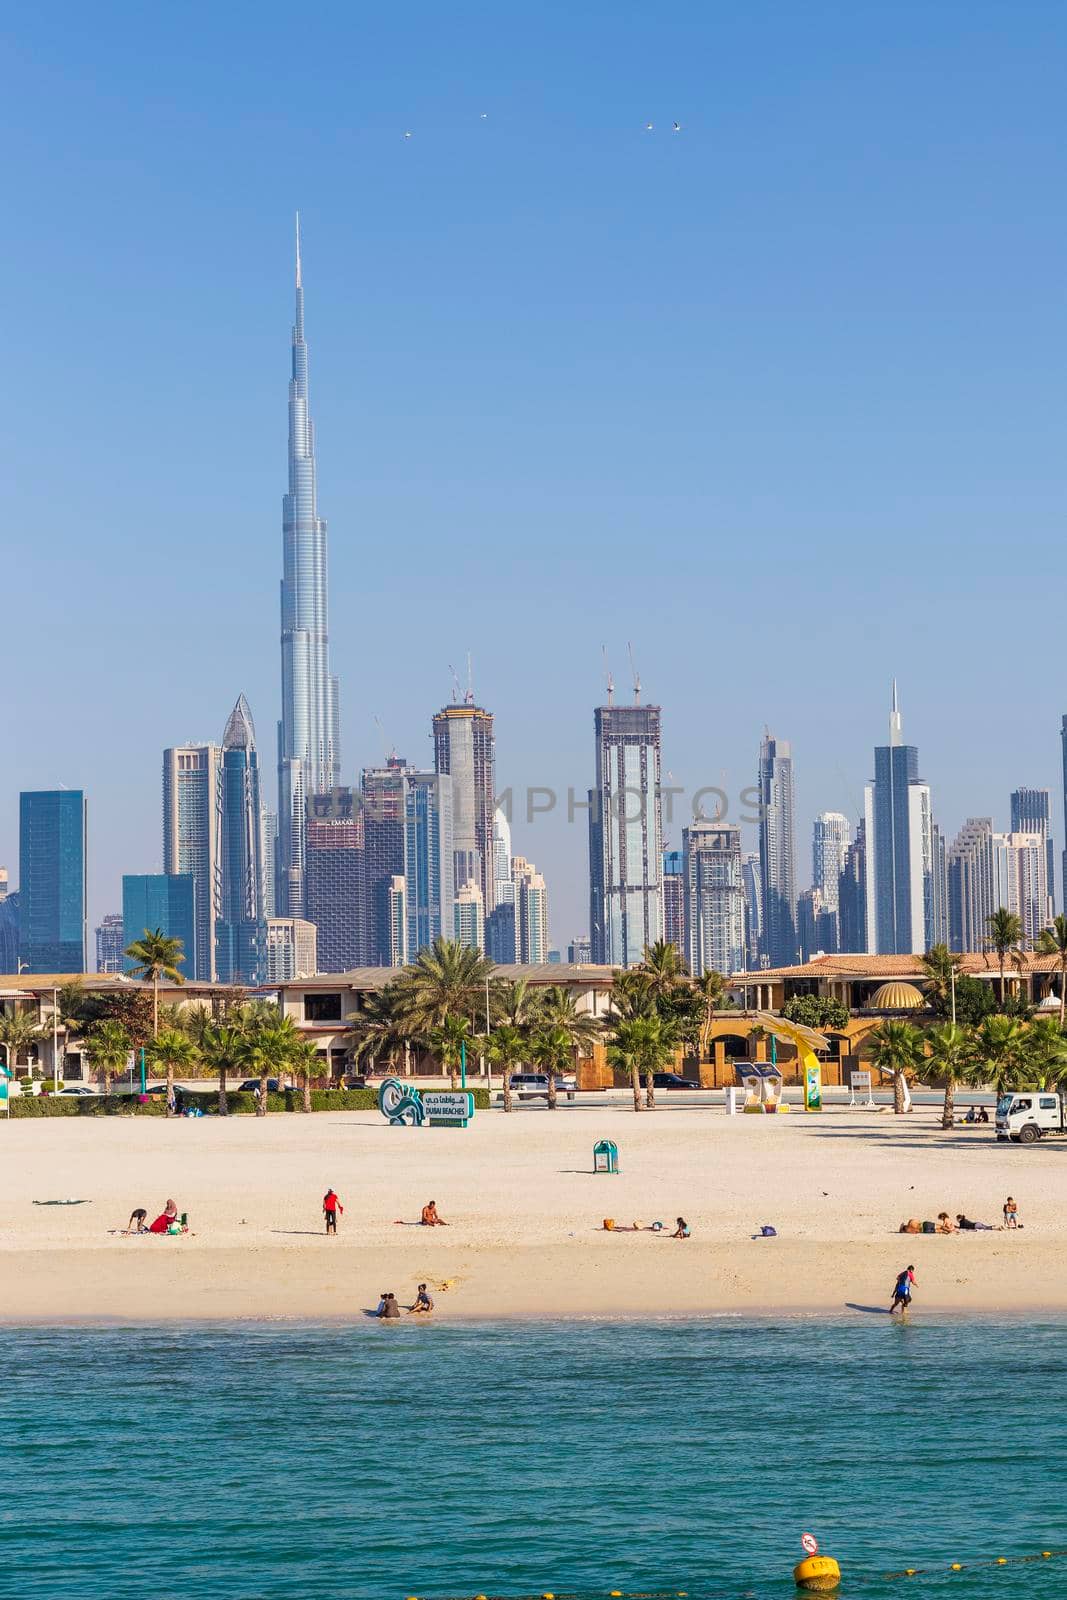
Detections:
236,1079,285,1094
508,1071,577,1102
341,1075,368,1090
54,1085,98,1096
651,1072,700,1090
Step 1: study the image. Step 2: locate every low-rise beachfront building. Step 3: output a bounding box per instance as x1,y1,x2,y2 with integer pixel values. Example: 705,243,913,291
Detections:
276,963,618,1081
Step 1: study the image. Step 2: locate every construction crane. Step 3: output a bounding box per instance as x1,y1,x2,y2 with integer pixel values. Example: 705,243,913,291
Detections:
601,645,614,707
627,641,641,705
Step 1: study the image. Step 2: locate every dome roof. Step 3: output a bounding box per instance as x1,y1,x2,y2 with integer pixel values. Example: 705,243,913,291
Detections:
870,981,925,1010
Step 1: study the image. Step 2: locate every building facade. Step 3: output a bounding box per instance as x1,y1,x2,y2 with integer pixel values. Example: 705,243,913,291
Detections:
361,757,409,965
837,821,867,954
741,852,763,969
811,812,850,952
588,701,664,967
453,880,485,952
682,820,745,978
947,818,994,955
95,913,125,974
163,744,221,982
217,696,266,983
485,903,517,964
277,220,341,920
122,874,197,976
264,917,318,982
662,848,685,956
863,685,932,954
757,733,797,967
305,787,365,973
18,790,87,974
433,698,496,911
1011,788,1055,920
514,858,550,964
404,771,454,959
993,831,1050,946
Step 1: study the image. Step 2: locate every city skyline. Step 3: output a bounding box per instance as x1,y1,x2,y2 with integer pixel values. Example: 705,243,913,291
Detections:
6,8,1067,948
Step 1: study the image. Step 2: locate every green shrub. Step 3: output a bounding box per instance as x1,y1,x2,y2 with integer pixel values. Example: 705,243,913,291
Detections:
8,1095,84,1117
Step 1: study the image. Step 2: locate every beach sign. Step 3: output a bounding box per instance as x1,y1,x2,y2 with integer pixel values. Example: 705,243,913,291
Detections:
801,1533,819,1556
377,1077,475,1129
803,1062,823,1112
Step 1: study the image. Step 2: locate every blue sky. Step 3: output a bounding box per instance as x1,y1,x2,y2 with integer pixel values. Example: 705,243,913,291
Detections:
4,1,1066,947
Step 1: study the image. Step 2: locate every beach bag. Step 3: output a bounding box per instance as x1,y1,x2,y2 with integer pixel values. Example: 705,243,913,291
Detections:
603,1218,615,1231
760,1225,777,1237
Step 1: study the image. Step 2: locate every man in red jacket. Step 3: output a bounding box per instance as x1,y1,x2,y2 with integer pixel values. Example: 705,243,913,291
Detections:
322,1188,343,1235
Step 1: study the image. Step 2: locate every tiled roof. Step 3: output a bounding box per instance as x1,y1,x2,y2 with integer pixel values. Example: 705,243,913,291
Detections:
731,952,1062,981
275,963,619,991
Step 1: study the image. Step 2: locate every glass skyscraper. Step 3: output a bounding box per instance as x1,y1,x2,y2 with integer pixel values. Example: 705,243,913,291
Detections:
278,217,341,920
588,699,664,968
163,744,221,982
757,732,797,968
217,695,266,983
122,875,196,977
306,787,365,972
18,790,87,974
404,771,454,959
432,697,496,911
863,684,932,955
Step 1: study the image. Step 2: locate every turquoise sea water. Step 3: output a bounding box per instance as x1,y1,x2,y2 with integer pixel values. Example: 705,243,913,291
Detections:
2,1317,1064,1600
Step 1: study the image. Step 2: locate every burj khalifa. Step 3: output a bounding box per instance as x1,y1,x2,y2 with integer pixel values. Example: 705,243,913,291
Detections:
277,216,340,917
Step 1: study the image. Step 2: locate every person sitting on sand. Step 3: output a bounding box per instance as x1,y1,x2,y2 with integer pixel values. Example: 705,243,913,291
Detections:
379,1292,401,1319
977,1106,989,1124
410,1283,434,1314
126,1208,148,1234
671,1217,691,1239
1004,1196,1019,1228
965,1106,976,1125
936,1212,956,1233
421,1200,448,1226
148,1199,179,1235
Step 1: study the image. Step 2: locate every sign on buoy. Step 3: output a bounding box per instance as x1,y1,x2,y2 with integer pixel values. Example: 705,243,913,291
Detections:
801,1534,819,1556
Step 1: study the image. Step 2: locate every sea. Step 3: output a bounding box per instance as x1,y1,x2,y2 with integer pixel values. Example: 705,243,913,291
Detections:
2,1316,1063,1600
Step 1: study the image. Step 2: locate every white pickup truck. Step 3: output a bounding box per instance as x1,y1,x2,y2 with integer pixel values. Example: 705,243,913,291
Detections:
995,1091,1067,1144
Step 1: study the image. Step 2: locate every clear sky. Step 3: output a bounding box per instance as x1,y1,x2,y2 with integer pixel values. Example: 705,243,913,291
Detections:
4,1,1066,948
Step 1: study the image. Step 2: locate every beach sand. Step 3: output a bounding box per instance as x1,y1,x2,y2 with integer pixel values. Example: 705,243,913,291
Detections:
1,1102,1060,1320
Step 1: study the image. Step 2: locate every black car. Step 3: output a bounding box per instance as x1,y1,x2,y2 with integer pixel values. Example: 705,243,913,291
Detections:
651,1072,700,1090
235,1079,285,1094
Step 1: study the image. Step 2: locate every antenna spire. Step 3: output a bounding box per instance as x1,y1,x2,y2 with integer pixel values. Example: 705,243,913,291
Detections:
889,677,902,746
295,212,302,290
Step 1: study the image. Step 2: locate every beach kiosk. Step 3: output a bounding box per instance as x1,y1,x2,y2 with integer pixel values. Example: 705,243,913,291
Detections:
593,1139,619,1174
736,1061,784,1113
747,1011,830,1113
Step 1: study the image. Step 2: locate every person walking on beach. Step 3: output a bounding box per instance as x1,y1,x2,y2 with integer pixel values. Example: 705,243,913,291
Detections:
323,1188,343,1235
891,1265,916,1314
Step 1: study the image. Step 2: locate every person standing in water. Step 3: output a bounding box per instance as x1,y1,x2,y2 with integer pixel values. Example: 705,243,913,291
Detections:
891,1265,916,1314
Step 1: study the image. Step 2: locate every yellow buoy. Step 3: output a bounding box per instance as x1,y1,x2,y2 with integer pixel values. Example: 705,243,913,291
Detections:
793,1554,841,1592
997,1558,1007,1565
951,1563,962,1570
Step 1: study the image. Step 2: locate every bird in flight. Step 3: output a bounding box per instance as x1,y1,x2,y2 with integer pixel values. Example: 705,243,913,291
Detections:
673,121,682,133
403,130,412,139
644,122,654,132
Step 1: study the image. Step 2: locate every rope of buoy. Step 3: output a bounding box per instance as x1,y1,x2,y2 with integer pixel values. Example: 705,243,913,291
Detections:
883,1547,1066,1579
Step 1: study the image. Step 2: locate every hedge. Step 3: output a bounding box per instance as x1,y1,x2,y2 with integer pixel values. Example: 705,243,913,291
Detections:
7,1085,492,1117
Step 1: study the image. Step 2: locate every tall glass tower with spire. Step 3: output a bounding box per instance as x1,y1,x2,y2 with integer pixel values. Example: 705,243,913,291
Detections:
277,216,340,917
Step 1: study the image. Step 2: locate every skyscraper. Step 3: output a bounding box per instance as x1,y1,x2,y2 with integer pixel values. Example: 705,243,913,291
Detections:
0,871,18,974
361,757,409,965
662,849,685,955
95,913,125,974
513,856,550,964
277,218,340,920
758,733,797,966
492,807,514,905
18,790,87,974
863,684,932,955
993,832,1049,946
1061,716,1067,915
948,818,994,954
683,821,745,978
588,699,663,967
837,822,867,954
1011,788,1055,919
122,875,197,976
485,903,517,963
812,812,850,951
929,820,949,947
404,770,454,959
454,881,485,952
306,788,365,972
433,696,496,911
217,695,266,983
163,745,221,981
741,852,763,969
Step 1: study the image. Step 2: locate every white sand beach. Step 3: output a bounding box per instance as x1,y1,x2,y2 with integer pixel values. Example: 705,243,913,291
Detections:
0,1103,1061,1320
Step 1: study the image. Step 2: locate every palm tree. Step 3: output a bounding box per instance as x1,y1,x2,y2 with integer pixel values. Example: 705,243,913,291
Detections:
124,929,186,1037
1034,915,1067,1027
866,1019,923,1113
972,1014,1026,1098
919,944,961,1016
201,1023,243,1115
607,1015,652,1111
178,1003,215,1046
639,940,689,1000
986,908,1024,1009
925,1021,973,1129
147,1027,199,1114
536,986,601,1106
348,985,414,1077
290,1037,322,1112
485,1023,527,1113
84,1020,132,1095
428,1014,474,1090
393,938,495,1033
529,1024,574,1110
693,969,729,1062
0,1010,42,1076
1018,1015,1067,1090
236,1016,299,1116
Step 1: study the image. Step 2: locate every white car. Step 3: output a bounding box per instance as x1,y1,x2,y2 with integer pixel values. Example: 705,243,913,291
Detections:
55,1085,98,1096
508,1071,577,1102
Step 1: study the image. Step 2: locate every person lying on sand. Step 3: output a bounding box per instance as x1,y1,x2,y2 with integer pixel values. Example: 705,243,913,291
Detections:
410,1283,434,1314
936,1212,956,1233
956,1213,999,1231
421,1201,448,1226
899,1218,922,1234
